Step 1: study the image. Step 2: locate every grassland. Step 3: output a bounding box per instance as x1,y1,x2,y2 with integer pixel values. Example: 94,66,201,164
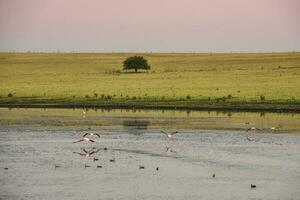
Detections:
0,52,300,111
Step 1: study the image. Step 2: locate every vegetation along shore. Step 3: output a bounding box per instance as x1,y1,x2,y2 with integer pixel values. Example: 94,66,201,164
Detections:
1,52,300,112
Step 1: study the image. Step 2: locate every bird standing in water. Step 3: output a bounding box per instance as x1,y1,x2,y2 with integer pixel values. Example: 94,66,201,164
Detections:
82,110,86,118
246,126,261,132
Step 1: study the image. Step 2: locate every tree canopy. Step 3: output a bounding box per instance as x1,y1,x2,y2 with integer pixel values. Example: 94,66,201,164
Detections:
123,56,150,72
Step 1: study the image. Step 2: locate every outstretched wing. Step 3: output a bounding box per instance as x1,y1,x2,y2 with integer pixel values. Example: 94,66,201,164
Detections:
95,133,101,138
160,130,168,135
73,152,85,156
82,132,89,137
89,148,99,155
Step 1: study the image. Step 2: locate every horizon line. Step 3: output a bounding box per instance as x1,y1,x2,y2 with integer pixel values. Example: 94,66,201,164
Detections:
0,51,299,54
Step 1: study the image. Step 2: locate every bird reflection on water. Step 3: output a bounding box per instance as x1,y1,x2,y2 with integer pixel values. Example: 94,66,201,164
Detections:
73,148,99,157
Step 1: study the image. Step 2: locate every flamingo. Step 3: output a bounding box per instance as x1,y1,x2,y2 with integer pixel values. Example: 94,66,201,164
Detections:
80,127,101,138
246,126,261,132
161,130,178,139
270,126,281,131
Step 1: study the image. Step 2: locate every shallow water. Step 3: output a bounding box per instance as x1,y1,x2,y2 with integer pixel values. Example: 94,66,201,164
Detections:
0,109,300,199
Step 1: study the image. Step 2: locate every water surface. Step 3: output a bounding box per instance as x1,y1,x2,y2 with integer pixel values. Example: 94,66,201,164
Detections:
0,108,300,200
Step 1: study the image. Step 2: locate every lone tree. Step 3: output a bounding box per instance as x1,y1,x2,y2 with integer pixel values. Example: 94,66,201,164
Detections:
123,56,150,73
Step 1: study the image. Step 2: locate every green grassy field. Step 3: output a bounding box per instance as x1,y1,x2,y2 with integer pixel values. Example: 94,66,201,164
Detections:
0,52,300,111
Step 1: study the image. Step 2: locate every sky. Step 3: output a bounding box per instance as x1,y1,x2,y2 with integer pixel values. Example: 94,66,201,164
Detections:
0,0,299,52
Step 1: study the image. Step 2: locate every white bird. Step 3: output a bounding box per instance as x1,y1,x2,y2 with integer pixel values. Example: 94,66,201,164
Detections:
82,110,86,118
161,130,178,138
270,124,282,131
246,126,261,132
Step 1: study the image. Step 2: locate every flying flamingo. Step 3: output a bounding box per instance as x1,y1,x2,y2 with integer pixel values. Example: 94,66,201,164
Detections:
80,128,101,138
161,130,178,139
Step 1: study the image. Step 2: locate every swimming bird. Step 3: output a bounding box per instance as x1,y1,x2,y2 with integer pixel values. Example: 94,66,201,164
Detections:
93,158,99,162
97,165,102,168
161,130,178,139
251,184,256,188
110,159,115,163
139,165,145,169
73,138,95,143
84,164,90,168
246,126,261,132
156,167,159,171
212,174,216,178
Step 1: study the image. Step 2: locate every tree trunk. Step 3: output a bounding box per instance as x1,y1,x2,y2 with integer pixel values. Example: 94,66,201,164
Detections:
135,68,137,73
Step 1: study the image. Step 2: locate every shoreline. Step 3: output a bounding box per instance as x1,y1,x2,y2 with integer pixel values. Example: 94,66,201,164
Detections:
1,101,300,113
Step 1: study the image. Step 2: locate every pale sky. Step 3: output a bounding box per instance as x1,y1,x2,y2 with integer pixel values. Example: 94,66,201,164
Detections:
0,0,299,52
